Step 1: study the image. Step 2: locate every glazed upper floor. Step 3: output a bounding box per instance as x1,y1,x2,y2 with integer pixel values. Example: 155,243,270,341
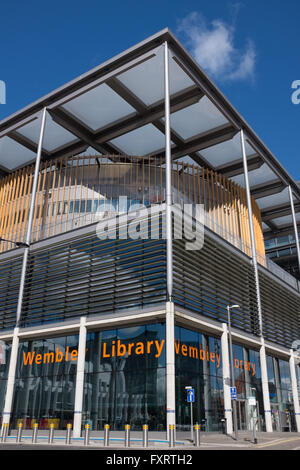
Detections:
0,29,299,271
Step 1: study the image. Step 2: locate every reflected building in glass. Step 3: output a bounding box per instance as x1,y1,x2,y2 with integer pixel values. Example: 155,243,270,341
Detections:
0,29,300,437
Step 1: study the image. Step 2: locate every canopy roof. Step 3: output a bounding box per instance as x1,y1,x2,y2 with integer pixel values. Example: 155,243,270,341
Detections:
0,28,299,239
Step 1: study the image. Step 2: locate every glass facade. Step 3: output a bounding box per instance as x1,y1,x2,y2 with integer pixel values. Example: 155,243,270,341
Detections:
0,340,11,427
267,355,295,431
82,323,166,431
232,343,264,431
175,326,224,432
1,322,300,433
10,335,79,429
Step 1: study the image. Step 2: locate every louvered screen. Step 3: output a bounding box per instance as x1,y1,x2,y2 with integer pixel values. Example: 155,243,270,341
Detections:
0,255,23,330
19,235,167,328
173,233,260,336
259,270,300,348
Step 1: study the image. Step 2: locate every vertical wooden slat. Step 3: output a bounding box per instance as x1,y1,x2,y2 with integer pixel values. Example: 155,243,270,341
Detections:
197,165,201,206
36,161,48,242
229,180,238,248
72,157,79,231
16,167,30,244
83,156,90,226
53,159,63,236
206,168,211,230
41,161,52,238
22,165,34,242
31,162,43,241
239,185,248,255
0,176,8,240
47,160,57,237
59,157,68,233
210,169,216,232
219,175,226,238
192,164,196,206
1,175,11,246
4,171,18,249
214,171,221,235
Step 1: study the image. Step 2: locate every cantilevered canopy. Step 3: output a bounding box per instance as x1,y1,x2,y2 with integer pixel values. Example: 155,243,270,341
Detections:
0,28,299,239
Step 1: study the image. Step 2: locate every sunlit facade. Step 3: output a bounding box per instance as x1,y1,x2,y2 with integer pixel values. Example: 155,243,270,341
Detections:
0,29,300,437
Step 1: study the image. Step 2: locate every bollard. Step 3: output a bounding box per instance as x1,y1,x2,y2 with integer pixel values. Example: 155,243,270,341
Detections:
48,423,55,444
32,423,38,443
168,424,175,448
65,423,72,445
104,424,110,447
1,423,8,443
125,424,130,448
84,424,90,446
16,422,23,443
142,424,149,448
194,423,200,447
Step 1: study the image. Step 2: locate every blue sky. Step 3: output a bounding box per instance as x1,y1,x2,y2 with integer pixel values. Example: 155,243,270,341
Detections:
0,0,299,179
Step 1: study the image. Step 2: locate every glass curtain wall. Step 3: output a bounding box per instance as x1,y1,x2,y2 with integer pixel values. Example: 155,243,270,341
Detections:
82,323,166,431
0,340,11,427
10,335,78,429
267,355,295,431
175,326,224,432
232,343,264,431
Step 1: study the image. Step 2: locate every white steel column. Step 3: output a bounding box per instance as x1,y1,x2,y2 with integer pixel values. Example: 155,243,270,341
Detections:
166,301,176,431
240,129,273,432
16,107,47,327
288,186,300,275
221,323,233,434
289,350,300,432
1,108,47,432
164,40,173,301
73,316,87,438
260,338,273,432
164,41,176,433
240,129,263,335
1,328,19,435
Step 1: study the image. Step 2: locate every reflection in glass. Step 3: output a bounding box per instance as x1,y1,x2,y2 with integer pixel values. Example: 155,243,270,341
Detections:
10,335,78,429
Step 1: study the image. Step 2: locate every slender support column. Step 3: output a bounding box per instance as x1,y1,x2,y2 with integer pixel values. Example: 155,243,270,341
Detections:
240,129,263,335
73,316,87,438
16,108,47,326
164,42,176,435
259,339,273,432
288,186,300,275
1,328,19,434
164,41,173,302
240,130,273,432
166,301,176,433
289,350,300,432
221,323,233,435
1,108,47,432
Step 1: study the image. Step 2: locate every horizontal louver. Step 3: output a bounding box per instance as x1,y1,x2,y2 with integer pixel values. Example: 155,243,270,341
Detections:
173,235,261,337
19,235,166,328
259,270,300,348
0,256,23,330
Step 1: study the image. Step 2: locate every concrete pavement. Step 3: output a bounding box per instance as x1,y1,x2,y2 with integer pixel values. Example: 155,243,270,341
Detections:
1,430,300,450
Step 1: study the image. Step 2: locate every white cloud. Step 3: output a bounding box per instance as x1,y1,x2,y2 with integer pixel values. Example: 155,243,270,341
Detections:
177,12,256,83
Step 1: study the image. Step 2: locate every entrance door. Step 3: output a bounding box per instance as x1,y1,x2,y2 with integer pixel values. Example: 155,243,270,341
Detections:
271,404,281,432
236,400,247,430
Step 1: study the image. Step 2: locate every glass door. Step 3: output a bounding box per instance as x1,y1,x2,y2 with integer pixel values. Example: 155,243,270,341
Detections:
236,400,247,430
271,404,281,432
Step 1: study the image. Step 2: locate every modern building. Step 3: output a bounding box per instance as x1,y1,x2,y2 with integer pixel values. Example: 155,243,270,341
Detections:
0,28,300,437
